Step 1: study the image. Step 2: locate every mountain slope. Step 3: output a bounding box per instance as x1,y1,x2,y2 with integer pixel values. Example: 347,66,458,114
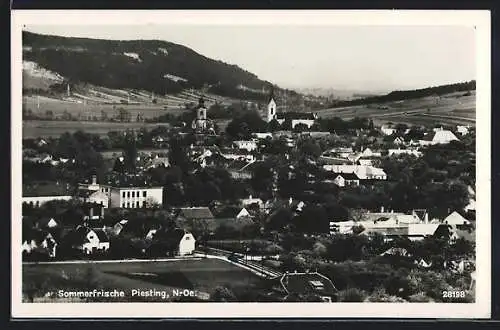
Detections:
22,31,276,101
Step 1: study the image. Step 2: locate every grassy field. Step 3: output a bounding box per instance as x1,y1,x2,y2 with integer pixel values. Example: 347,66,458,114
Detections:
317,91,476,127
22,120,171,138
23,258,260,302
23,95,189,120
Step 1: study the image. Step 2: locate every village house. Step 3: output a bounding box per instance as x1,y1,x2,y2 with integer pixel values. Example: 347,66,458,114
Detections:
233,140,258,152
360,147,382,158
388,148,423,158
240,195,264,210
381,125,396,136
419,129,459,146
66,226,110,255
456,125,470,136
443,211,471,226
22,229,58,258
331,173,360,187
322,165,387,180
393,136,405,145
177,206,215,222
148,228,196,256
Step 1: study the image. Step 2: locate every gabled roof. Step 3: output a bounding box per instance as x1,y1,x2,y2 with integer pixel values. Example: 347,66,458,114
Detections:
335,173,360,181
92,228,110,242
177,207,214,220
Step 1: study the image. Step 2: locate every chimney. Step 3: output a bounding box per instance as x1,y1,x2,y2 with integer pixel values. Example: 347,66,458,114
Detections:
92,175,97,185
380,206,384,213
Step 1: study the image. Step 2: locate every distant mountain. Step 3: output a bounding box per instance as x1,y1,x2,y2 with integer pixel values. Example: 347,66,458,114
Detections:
329,81,476,107
294,87,385,100
22,31,284,101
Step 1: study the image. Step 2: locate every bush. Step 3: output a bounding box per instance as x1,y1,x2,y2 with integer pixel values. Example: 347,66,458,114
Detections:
366,287,406,302
338,288,367,302
408,292,434,302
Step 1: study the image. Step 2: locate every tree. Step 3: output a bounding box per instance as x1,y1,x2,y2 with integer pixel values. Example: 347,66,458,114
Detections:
226,111,268,139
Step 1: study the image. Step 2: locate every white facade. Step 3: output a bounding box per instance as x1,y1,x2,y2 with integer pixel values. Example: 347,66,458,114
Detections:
82,229,110,254
178,232,196,256
323,165,387,180
381,126,396,135
267,98,277,122
233,140,258,152
444,211,470,225
388,149,423,158
110,186,163,208
236,208,251,218
291,119,315,129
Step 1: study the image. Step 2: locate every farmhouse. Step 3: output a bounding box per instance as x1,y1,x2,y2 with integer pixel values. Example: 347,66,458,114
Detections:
457,125,470,136
233,140,258,152
443,211,471,226
381,125,396,136
419,129,459,146
66,226,110,254
388,148,423,158
332,173,360,187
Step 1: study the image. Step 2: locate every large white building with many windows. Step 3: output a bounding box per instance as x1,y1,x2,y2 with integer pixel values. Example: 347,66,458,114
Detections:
109,186,163,208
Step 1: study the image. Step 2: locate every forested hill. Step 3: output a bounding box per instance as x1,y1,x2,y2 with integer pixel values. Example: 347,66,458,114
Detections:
22,31,279,101
331,80,476,107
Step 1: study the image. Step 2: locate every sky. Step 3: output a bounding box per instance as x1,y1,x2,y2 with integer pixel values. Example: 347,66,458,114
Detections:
24,24,476,93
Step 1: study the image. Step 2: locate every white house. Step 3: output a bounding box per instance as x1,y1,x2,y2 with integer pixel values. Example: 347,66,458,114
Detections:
236,207,251,218
240,195,264,209
443,211,471,225
291,118,316,129
393,137,405,145
178,231,196,256
457,125,470,136
381,125,396,136
419,130,459,146
22,230,58,258
80,228,110,254
360,148,382,158
388,148,423,158
323,165,387,180
233,140,258,152
332,173,360,187
109,185,163,208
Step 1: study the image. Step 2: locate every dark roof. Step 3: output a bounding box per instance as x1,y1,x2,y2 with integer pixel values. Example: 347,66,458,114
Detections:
177,207,214,220
413,209,427,222
92,228,110,242
23,228,55,244
23,181,72,197
276,112,316,120
281,272,337,296
215,206,244,218
335,173,360,180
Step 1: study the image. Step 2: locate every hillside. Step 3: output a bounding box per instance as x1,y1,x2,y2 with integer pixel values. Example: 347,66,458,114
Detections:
22,31,279,101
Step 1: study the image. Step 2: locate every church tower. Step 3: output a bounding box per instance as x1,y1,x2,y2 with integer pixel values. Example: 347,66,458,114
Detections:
192,96,208,132
267,89,277,123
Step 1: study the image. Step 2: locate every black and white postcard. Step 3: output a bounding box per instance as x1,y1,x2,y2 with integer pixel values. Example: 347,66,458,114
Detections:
11,10,491,318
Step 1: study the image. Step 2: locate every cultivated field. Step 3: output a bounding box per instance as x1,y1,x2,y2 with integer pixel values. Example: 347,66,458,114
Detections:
23,258,260,302
317,91,476,127
23,120,171,139
23,95,189,120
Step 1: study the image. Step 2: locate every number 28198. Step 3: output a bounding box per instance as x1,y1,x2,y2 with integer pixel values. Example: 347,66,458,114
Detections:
442,291,466,298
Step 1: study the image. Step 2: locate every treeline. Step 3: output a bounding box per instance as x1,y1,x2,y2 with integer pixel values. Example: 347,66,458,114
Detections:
330,81,476,108
23,31,275,100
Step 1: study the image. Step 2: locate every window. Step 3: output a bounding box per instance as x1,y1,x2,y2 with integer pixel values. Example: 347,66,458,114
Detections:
122,191,126,198
137,191,140,197
142,201,146,207
185,236,190,241
132,191,135,198
127,191,130,198
127,202,130,208
122,203,125,208
136,201,140,208
143,191,147,197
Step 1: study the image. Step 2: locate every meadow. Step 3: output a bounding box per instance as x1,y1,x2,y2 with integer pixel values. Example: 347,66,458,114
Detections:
317,91,476,127
23,258,260,302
